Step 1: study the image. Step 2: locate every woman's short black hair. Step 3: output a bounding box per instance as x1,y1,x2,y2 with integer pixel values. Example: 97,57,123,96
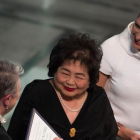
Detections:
47,33,102,89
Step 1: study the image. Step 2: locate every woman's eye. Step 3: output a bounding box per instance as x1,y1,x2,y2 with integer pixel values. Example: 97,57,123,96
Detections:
135,23,140,29
62,73,68,75
76,76,83,80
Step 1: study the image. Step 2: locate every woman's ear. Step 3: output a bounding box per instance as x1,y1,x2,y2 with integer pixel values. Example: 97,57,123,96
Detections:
3,94,11,106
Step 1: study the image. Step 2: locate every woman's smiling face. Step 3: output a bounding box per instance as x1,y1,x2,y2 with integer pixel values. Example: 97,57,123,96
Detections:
131,17,140,51
53,60,90,99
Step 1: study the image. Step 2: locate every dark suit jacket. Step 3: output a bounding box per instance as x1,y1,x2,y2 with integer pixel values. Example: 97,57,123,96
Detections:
0,124,12,140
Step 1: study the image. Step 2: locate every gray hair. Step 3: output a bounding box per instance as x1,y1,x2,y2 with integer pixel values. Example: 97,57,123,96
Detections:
0,60,24,99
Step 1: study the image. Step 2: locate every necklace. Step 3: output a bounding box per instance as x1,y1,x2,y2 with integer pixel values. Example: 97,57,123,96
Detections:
57,91,87,112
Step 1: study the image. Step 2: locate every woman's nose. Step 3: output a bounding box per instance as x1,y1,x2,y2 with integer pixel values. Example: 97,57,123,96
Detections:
133,31,140,41
66,77,75,85
133,27,140,36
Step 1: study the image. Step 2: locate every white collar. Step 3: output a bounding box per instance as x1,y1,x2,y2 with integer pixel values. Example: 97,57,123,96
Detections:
119,21,140,59
0,115,6,124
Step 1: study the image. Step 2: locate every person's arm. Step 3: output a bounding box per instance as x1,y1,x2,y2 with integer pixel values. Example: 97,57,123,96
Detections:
97,73,140,139
53,138,63,140
117,123,140,140
97,73,140,140
96,72,109,88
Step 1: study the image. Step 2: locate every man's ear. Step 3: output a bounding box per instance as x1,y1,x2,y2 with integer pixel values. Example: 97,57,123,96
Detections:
3,94,11,106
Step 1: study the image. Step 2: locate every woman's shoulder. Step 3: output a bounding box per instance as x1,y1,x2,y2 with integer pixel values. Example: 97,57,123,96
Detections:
25,79,52,90
87,86,112,112
102,34,120,48
100,35,123,75
88,86,107,100
101,34,122,57
20,79,53,100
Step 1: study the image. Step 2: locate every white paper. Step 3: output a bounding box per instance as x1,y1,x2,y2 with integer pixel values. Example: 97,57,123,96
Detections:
26,109,60,140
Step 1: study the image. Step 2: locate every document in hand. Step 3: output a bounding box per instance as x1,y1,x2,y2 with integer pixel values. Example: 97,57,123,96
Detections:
25,108,61,140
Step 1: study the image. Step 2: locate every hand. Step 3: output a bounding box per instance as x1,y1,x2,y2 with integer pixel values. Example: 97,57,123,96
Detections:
118,126,140,140
53,137,63,140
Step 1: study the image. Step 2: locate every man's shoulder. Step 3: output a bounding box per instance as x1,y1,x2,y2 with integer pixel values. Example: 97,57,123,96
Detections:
0,126,12,140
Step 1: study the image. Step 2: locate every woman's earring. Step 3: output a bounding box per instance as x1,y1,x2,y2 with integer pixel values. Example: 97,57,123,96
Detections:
6,106,9,110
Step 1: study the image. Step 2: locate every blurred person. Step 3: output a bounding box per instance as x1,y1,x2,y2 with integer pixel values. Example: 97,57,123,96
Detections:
97,12,140,140
0,60,23,140
8,33,118,140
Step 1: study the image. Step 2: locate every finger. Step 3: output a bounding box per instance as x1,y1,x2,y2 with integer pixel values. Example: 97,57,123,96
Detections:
53,137,59,140
53,138,63,140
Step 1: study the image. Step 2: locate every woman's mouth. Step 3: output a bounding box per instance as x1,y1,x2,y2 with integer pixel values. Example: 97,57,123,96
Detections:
64,86,76,92
134,39,140,45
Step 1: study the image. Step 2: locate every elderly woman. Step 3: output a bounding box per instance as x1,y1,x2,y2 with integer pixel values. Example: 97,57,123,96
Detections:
0,60,23,140
8,33,118,140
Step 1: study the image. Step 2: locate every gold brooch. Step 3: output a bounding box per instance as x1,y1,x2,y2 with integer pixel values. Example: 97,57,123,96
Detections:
69,128,76,137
